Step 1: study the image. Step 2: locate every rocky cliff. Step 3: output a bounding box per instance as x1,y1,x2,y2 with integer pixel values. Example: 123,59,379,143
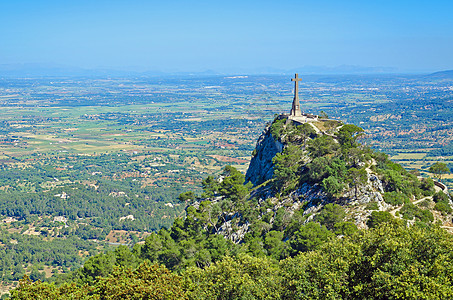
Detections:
245,123,283,186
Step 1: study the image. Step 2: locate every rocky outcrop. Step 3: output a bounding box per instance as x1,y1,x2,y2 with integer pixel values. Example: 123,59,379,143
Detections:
211,182,329,244
208,119,448,243
216,217,250,244
245,124,283,186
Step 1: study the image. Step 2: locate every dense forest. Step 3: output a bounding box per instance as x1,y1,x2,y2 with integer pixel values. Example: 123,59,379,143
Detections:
12,224,453,299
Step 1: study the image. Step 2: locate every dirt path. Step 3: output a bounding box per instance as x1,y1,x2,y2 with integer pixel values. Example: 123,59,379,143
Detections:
309,122,321,134
413,196,432,205
390,206,403,217
389,196,433,217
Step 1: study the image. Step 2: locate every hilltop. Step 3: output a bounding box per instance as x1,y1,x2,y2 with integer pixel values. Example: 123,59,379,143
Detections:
188,116,452,244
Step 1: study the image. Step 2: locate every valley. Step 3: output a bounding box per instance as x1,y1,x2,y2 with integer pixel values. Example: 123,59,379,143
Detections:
0,73,452,292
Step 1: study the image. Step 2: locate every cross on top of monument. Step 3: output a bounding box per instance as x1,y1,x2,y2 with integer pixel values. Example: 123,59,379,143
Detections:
292,73,302,83
290,73,302,117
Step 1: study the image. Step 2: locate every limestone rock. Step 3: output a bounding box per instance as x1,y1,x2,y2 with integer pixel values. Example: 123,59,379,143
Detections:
245,124,283,186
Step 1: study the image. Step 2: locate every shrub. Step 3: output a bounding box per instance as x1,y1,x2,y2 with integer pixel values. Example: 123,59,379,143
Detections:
333,222,358,236
400,203,434,223
383,191,408,206
434,202,452,215
433,191,449,203
366,201,379,210
322,176,344,197
367,211,394,228
270,119,286,141
315,203,345,230
289,222,333,254
419,177,434,193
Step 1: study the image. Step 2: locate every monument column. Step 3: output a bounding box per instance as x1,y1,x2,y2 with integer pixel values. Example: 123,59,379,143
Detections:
290,73,302,116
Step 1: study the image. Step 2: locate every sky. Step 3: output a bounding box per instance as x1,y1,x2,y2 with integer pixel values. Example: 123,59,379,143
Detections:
1,0,453,73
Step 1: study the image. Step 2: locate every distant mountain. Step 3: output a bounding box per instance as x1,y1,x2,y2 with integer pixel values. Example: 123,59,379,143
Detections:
0,63,225,78
427,70,453,79
0,63,164,77
216,65,399,75
289,65,398,75
0,63,85,77
0,63,403,77
2,63,450,78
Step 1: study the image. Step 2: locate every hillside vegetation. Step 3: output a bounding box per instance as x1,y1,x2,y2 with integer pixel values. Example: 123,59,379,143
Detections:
9,117,453,299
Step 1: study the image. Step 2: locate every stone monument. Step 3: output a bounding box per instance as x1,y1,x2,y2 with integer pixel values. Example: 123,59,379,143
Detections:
290,73,302,117
287,73,318,123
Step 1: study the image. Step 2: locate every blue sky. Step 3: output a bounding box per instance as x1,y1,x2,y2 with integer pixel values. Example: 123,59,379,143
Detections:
1,0,452,73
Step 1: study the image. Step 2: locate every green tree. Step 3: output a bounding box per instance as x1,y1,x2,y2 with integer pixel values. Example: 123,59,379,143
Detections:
308,156,330,182
264,230,285,259
344,147,366,167
319,110,328,119
336,124,364,149
289,222,333,254
307,135,339,158
366,211,394,228
419,177,435,195
281,224,453,299
178,191,196,204
383,191,408,206
184,255,281,300
315,203,345,230
273,145,305,192
347,167,368,198
429,162,450,181
29,267,45,282
270,118,286,141
322,176,344,197
114,245,140,269
77,252,116,284
296,123,316,147
201,176,219,198
433,192,452,215
219,165,252,202
434,201,452,215
333,222,358,236
94,262,188,300
12,264,25,281
11,276,87,300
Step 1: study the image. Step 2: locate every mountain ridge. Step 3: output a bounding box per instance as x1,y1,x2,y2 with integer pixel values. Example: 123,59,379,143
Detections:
427,70,453,79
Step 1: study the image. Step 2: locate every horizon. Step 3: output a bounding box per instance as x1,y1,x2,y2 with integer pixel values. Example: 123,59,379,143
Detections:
0,62,452,77
1,1,453,74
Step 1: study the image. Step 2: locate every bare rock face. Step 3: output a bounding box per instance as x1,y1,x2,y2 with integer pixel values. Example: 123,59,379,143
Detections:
213,183,328,244
216,218,250,244
245,124,283,186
